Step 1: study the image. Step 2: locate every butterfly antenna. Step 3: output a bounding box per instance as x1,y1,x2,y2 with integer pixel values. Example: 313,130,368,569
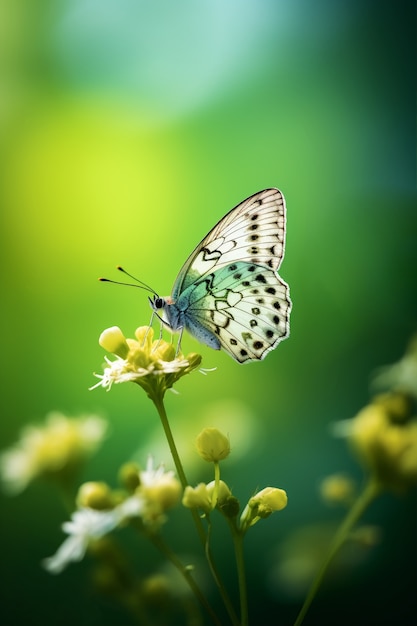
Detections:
99,266,158,296
117,266,158,296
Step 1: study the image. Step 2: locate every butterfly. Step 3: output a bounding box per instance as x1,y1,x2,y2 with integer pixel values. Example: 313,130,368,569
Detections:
104,189,291,363
148,188,291,363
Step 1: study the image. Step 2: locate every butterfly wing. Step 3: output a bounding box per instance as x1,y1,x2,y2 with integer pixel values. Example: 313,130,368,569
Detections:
176,261,290,363
171,188,286,300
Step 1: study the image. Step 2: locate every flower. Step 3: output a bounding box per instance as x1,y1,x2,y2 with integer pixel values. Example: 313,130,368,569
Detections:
42,508,121,574
334,392,417,490
240,486,288,532
195,427,231,463
76,481,114,510
0,412,107,494
137,456,182,526
90,326,202,400
44,457,180,574
182,483,213,513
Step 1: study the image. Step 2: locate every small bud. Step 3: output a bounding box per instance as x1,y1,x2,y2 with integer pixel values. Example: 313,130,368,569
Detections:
218,495,240,519
250,487,288,516
240,486,288,532
118,463,141,492
99,327,129,358
76,481,114,510
196,428,230,463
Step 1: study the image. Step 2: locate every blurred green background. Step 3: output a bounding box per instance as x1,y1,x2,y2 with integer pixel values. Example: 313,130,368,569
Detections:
0,1,415,625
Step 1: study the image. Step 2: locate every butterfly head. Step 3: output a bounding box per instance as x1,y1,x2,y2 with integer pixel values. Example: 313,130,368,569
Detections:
149,295,175,309
149,295,165,311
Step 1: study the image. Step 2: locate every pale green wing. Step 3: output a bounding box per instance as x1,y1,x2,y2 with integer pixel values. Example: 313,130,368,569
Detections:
178,260,291,363
171,188,286,300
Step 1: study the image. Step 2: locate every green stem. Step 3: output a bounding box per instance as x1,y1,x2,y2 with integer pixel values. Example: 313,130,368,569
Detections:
212,461,221,508
150,533,222,626
153,395,188,489
230,530,248,626
153,395,207,545
205,517,241,626
293,477,381,626
152,395,240,626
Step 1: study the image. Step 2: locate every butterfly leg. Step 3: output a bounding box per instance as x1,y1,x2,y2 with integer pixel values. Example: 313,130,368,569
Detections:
175,327,184,357
142,312,156,347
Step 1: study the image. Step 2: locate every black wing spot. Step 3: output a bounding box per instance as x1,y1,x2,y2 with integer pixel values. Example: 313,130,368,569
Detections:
265,287,276,295
273,301,281,310
252,307,260,315
249,224,259,231
251,214,258,221
269,245,276,254
242,281,250,287
229,264,237,271
248,265,256,272
251,288,259,294
256,298,265,304
253,341,264,350
233,272,242,280
250,234,259,241
255,274,267,284
230,338,237,345
265,329,274,338
240,349,248,357
272,315,280,325
267,259,274,268
250,319,258,327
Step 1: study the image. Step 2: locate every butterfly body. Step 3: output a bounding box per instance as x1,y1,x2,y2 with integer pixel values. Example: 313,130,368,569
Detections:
149,188,291,364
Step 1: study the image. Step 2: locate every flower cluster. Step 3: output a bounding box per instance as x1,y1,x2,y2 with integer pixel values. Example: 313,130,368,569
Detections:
0,412,107,494
182,428,288,532
90,326,202,400
43,457,181,574
334,392,417,491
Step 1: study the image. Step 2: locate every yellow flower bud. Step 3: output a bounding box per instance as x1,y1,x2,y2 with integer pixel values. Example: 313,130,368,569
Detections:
76,481,113,510
196,428,230,462
118,463,141,492
250,487,288,516
99,327,129,358
240,486,288,532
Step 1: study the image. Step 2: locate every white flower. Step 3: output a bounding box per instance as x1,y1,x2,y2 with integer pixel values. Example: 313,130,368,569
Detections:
43,458,181,575
42,508,119,574
140,456,174,487
91,326,202,399
43,497,146,575
89,355,142,391
138,457,182,525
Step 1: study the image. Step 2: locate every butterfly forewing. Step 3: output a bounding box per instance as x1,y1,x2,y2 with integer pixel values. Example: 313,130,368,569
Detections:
154,187,291,363
171,188,286,300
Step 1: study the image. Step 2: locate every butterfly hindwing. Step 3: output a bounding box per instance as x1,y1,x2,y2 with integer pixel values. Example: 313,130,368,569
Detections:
176,261,290,363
